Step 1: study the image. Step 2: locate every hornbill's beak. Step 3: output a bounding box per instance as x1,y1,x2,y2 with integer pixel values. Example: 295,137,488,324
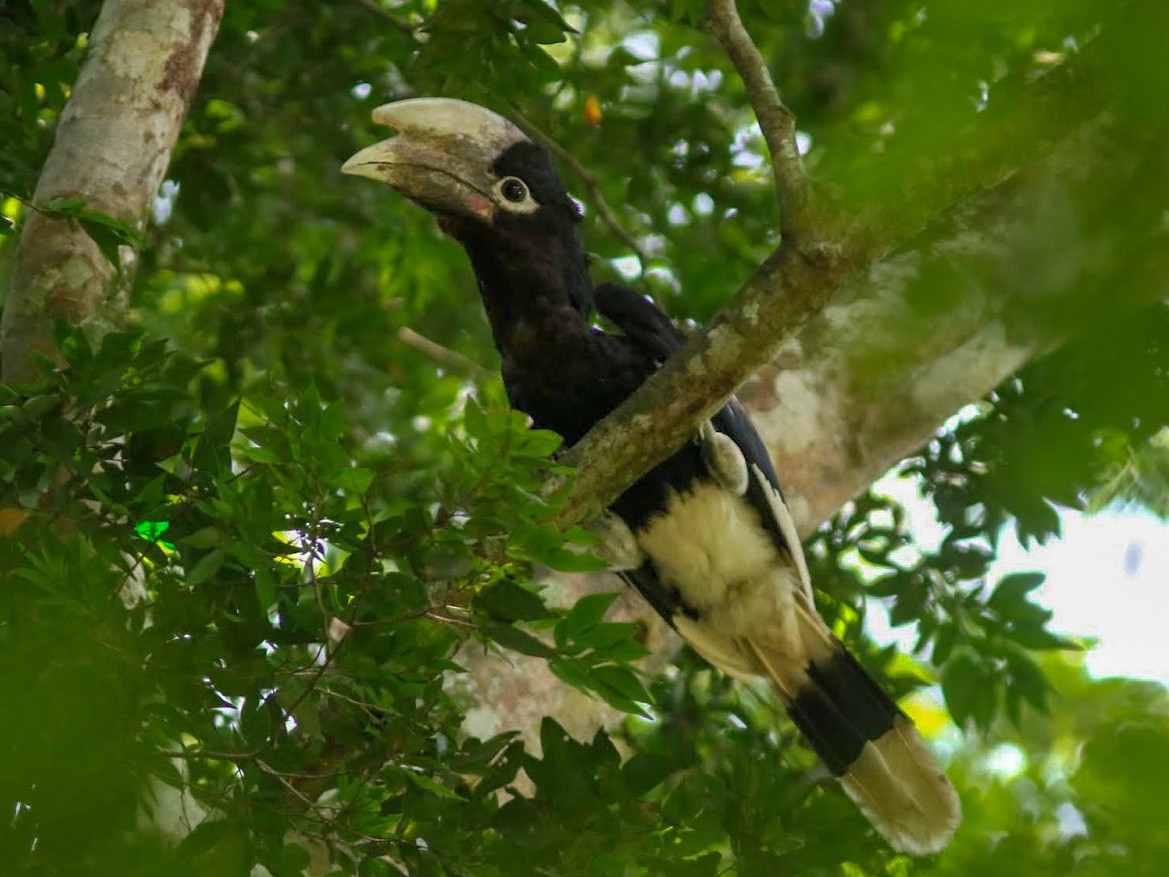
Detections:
342,97,528,224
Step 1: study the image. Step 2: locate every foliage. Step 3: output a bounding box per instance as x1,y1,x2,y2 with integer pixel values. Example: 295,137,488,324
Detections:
2,1,1169,876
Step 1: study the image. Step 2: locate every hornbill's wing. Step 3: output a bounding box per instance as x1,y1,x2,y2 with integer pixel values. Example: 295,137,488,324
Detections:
594,282,687,363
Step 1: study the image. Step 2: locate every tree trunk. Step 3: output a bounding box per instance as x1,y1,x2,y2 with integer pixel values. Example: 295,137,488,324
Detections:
0,0,224,383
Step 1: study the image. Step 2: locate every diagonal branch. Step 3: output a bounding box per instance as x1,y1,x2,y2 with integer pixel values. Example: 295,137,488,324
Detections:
553,99,1166,531
398,326,492,379
706,0,812,239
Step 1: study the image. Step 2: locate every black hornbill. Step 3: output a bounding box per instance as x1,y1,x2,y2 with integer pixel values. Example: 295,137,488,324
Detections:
343,98,960,853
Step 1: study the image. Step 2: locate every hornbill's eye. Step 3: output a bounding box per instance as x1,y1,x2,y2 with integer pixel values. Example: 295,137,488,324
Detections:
499,177,529,203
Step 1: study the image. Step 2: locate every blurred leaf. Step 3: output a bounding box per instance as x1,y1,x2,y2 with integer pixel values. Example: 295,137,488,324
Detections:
474,579,554,623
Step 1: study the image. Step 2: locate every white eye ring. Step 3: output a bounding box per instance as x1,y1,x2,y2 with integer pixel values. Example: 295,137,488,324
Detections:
499,177,528,202
494,176,538,213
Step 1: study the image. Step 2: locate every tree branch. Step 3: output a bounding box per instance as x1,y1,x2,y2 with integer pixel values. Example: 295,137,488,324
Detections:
510,107,649,274
554,99,1167,532
398,326,492,379
0,0,224,383
553,238,831,527
706,0,812,238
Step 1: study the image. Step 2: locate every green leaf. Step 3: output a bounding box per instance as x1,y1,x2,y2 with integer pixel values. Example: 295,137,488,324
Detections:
45,196,86,215
187,549,226,587
970,676,998,732
549,658,593,694
622,752,676,796
175,818,233,858
667,0,709,26
254,566,277,611
403,770,465,800
450,731,521,771
482,621,558,658
1006,651,1050,712
941,648,981,728
474,579,554,623
193,401,240,478
183,526,223,549
988,571,1046,613
573,621,645,654
335,466,374,494
555,659,650,723
280,845,313,875
1010,623,1079,651
463,397,488,439
522,18,567,45
557,591,621,647
515,427,563,458
415,543,474,580
510,521,609,572
135,519,171,543
21,392,60,420
239,425,292,462
590,664,653,707
868,570,910,598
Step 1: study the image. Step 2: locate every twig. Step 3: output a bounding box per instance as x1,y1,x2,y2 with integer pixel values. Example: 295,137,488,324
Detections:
343,0,418,36
509,107,649,274
0,187,41,214
423,609,478,629
258,759,322,810
398,326,492,378
156,748,258,762
706,0,812,239
280,641,341,722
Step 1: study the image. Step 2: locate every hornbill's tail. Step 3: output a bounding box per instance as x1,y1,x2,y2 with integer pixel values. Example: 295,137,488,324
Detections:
741,606,961,855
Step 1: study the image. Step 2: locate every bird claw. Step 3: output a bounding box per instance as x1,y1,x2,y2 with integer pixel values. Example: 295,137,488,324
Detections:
699,421,750,495
586,511,645,571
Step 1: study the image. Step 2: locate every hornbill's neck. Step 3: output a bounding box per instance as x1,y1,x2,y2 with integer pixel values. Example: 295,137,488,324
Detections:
456,222,594,356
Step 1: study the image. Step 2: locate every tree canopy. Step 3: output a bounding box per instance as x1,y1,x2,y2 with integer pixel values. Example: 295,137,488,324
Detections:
2,1,1168,875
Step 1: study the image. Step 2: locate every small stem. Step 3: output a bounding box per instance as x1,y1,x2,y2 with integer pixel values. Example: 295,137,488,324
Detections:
0,187,42,213
706,0,812,239
398,326,492,378
280,640,341,722
155,748,258,762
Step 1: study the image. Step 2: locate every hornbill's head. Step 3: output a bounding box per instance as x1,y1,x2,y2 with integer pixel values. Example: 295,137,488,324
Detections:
342,98,580,244
342,97,592,319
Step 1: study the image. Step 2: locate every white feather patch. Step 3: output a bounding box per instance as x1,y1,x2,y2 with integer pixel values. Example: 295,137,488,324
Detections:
840,718,962,855
637,481,810,687
637,481,781,613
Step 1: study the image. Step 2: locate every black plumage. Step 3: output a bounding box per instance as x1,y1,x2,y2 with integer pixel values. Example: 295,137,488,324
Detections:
343,98,960,854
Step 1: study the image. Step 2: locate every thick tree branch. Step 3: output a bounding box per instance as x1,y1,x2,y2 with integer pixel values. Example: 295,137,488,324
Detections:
554,100,1166,532
706,0,812,237
0,0,223,383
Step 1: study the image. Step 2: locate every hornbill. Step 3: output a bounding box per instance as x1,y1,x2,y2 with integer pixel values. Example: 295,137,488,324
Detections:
343,98,960,854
